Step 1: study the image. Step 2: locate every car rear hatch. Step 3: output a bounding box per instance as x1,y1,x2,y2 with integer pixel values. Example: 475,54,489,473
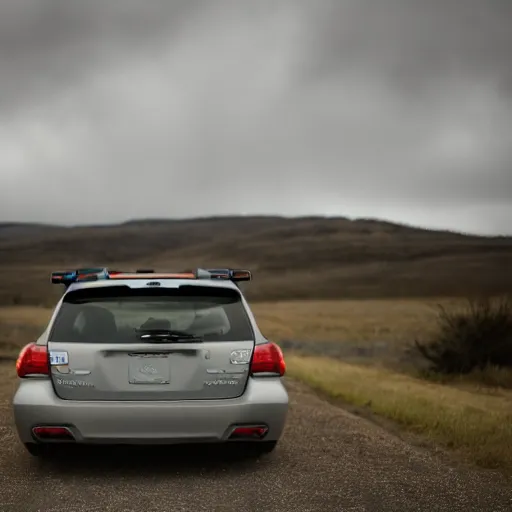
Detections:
47,283,255,401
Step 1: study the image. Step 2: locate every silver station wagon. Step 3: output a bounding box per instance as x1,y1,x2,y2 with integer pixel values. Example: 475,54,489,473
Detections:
12,268,288,457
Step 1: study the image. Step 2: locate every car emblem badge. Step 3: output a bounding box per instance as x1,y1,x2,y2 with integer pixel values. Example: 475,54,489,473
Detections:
139,364,158,376
230,349,252,365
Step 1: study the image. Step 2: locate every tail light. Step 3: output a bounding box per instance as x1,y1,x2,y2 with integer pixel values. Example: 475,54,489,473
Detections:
250,342,286,376
32,426,75,441
16,343,49,378
229,425,269,440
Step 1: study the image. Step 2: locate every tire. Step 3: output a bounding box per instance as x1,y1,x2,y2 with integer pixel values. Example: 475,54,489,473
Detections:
24,443,57,458
240,441,278,457
24,443,45,456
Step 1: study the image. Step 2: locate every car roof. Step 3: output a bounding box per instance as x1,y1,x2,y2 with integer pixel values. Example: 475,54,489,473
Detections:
65,278,241,293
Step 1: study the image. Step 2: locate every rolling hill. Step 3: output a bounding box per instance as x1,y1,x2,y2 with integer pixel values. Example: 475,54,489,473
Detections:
0,216,511,306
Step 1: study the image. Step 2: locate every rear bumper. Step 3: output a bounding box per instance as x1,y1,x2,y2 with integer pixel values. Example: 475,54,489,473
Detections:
12,377,288,445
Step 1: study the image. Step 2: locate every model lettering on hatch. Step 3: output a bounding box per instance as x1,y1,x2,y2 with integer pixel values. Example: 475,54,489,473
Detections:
56,378,94,388
203,379,239,386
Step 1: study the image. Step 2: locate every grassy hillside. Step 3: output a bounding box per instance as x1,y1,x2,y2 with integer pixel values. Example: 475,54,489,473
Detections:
1,216,511,305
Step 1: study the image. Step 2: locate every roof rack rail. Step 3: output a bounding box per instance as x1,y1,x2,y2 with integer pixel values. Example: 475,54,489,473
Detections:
50,267,252,287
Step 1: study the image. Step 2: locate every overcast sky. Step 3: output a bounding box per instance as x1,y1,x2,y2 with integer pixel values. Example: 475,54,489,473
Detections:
0,0,511,235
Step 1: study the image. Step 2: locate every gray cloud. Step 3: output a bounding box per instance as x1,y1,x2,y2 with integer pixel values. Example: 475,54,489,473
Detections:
0,0,205,113
298,0,512,89
0,0,511,235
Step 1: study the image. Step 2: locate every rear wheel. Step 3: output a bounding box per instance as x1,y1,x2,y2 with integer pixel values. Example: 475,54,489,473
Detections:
239,441,278,457
24,443,44,456
24,443,57,458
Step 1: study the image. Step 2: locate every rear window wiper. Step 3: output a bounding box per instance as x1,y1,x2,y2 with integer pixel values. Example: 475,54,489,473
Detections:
135,329,203,343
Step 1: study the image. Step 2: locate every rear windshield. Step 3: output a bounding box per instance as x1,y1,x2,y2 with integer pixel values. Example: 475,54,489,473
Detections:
50,285,254,343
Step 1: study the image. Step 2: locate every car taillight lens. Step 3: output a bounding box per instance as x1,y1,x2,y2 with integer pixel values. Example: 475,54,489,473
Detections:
250,342,286,376
32,426,75,441
16,343,49,378
229,425,269,439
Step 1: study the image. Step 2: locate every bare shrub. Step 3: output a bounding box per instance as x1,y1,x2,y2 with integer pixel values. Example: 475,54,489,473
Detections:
413,297,512,374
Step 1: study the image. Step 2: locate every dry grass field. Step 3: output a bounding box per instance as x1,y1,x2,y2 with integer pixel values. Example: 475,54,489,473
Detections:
0,307,47,361
251,298,461,344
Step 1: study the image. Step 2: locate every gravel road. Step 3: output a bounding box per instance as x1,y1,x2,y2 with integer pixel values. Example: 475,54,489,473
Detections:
0,364,511,512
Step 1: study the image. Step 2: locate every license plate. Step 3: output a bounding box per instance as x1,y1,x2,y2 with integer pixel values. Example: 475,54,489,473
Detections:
128,355,170,384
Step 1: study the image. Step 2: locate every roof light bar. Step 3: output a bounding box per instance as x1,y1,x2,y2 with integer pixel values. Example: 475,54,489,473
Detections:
50,267,252,287
230,270,251,281
50,268,109,286
205,269,252,281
